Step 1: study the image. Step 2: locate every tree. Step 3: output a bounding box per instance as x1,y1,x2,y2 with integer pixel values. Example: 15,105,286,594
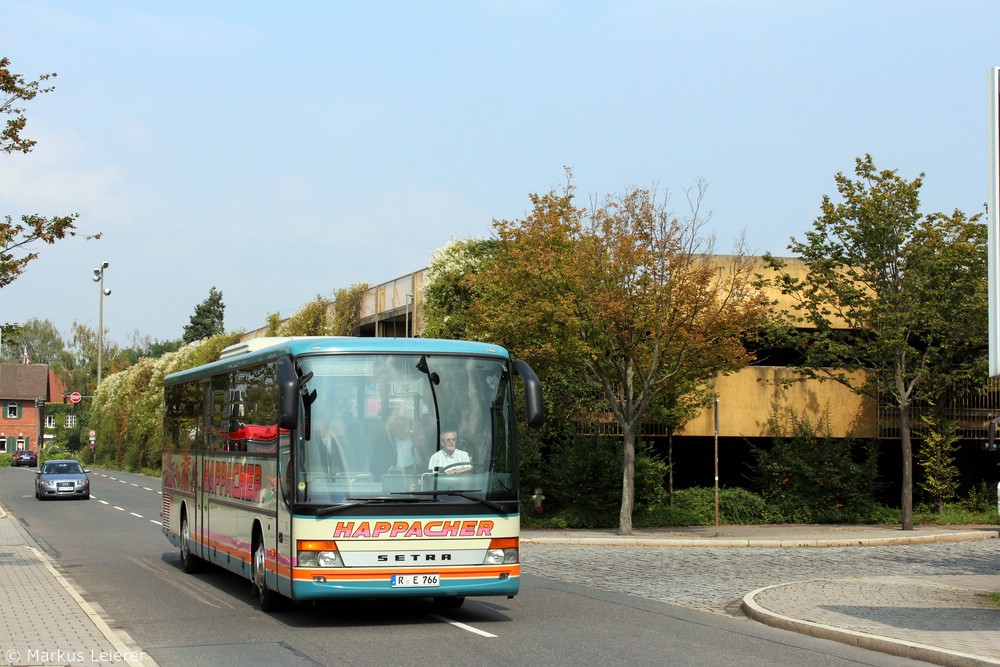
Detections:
1,57,87,287
909,210,988,409
646,364,715,506
116,330,183,367
5,318,64,364
183,287,225,343
915,408,960,514
469,175,769,534
423,237,498,340
329,283,369,336
765,154,985,530
42,321,104,400
276,296,330,336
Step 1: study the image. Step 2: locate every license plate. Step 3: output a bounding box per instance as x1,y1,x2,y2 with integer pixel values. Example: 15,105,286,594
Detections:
57,483,73,489
391,574,440,588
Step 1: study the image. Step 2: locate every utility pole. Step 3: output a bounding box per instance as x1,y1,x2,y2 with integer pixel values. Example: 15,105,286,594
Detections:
92,261,110,387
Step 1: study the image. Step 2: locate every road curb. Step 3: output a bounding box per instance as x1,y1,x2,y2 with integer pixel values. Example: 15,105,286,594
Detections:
521,530,998,548
741,582,1000,667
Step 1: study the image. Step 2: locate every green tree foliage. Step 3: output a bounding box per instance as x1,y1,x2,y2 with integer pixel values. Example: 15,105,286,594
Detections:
751,410,883,523
90,333,240,470
0,318,62,364
265,313,282,336
60,322,103,398
915,408,960,514
276,296,330,336
115,331,183,366
469,175,768,534
909,212,988,403
423,237,498,340
330,284,369,336
1,57,88,288
765,154,986,530
263,284,369,337
541,437,669,528
182,286,225,343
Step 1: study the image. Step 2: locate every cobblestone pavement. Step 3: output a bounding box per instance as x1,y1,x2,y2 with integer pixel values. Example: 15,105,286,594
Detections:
520,539,1000,616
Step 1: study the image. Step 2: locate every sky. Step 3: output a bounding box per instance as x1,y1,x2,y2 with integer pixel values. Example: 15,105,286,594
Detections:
1,0,998,347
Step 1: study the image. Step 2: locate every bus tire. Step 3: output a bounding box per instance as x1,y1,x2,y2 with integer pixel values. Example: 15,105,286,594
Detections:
252,527,281,612
180,510,203,574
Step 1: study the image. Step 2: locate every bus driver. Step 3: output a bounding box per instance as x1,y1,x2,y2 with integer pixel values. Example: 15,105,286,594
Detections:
428,430,472,474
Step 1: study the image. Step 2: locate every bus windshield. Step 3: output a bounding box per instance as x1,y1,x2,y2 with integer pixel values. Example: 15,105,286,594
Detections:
292,353,516,505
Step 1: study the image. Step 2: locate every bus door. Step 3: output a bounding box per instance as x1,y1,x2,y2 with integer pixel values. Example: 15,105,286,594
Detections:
276,493,293,597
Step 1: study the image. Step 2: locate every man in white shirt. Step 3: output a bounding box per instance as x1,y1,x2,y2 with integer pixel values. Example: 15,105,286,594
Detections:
428,430,472,474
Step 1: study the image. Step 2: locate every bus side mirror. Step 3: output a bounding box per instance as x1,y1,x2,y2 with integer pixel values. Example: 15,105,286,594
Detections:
277,356,299,431
512,359,544,428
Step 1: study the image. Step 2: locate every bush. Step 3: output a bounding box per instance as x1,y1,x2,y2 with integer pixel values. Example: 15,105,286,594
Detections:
541,437,670,529
0,453,11,467
750,410,885,523
640,487,780,526
961,481,998,514
543,436,621,527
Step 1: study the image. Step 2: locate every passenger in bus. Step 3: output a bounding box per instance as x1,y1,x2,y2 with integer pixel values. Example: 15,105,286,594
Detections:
428,430,472,474
385,415,420,474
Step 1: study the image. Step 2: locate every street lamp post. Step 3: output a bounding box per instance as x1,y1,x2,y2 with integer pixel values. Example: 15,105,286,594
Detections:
92,261,110,388
405,294,413,338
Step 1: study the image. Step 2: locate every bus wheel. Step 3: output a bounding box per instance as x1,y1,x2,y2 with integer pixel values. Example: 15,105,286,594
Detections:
433,596,465,609
252,530,281,612
180,513,202,574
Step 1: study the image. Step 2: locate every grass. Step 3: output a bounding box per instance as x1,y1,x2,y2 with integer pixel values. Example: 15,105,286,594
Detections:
913,504,997,526
977,592,1000,607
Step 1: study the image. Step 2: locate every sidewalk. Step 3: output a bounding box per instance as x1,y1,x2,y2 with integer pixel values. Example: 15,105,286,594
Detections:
0,504,158,667
523,524,1000,667
2,508,999,667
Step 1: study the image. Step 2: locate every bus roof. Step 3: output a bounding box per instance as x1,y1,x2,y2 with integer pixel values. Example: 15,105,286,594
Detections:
164,336,512,385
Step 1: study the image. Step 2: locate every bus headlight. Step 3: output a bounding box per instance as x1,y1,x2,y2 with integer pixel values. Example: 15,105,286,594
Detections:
297,540,343,568
485,537,518,565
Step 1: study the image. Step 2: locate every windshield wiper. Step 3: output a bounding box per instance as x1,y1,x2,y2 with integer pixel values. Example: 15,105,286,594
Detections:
314,496,425,516
393,490,511,515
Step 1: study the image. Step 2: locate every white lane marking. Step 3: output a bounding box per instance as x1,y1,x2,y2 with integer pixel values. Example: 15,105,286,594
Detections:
427,613,497,638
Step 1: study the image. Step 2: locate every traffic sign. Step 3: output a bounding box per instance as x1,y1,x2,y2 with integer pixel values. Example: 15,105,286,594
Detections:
70,392,82,404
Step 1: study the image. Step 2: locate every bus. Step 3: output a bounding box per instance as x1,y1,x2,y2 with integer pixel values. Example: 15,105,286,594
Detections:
161,336,543,611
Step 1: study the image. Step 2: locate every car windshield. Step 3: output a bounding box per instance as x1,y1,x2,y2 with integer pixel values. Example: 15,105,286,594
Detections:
44,462,82,475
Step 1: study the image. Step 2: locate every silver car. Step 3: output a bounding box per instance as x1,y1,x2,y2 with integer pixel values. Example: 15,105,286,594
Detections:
35,459,91,500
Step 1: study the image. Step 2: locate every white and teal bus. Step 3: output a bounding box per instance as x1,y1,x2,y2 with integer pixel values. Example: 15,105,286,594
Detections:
161,336,543,611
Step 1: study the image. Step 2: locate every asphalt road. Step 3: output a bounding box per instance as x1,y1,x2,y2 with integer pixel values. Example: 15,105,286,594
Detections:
0,466,933,666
